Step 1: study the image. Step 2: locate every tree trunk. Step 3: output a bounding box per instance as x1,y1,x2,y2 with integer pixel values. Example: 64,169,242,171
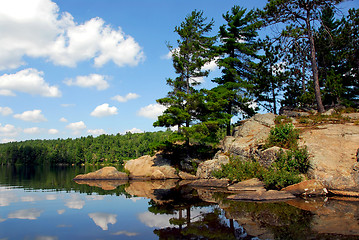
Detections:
306,11,325,113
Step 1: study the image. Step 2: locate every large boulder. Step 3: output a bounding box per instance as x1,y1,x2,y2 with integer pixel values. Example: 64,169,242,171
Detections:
196,152,229,179
73,167,128,180
124,154,180,180
299,123,359,190
224,113,276,160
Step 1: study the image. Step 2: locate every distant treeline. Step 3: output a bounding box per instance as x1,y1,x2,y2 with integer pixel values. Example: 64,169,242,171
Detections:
0,131,171,165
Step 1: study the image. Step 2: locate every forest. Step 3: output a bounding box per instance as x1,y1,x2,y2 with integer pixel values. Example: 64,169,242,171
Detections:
0,0,358,166
0,131,171,166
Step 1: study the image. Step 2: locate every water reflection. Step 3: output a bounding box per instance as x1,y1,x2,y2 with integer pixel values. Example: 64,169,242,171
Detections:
1,165,359,239
88,212,117,230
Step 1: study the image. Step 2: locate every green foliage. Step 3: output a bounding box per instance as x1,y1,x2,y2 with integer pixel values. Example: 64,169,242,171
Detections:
213,156,304,190
0,131,172,166
274,148,310,174
213,6,260,135
260,167,303,191
212,157,264,181
264,123,299,149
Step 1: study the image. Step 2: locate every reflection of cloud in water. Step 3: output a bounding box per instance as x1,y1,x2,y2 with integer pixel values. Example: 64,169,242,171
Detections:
0,188,18,206
88,212,117,230
138,208,211,229
46,194,57,200
57,209,65,215
21,195,39,202
138,212,175,228
0,216,6,223
65,195,85,209
85,195,104,201
112,230,139,236
8,208,43,220
35,236,58,240
57,224,72,228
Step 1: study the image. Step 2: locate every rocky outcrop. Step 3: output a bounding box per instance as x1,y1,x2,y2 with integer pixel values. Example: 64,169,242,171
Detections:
227,178,265,191
73,167,128,180
124,154,197,180
222,113,276,161
196,152,229,179
299,123,359,190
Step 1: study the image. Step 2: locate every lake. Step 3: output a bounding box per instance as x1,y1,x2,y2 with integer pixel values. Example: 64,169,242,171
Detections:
1,165,359,240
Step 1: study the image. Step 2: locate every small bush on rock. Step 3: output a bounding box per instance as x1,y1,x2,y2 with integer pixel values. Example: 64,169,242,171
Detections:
212,157,265,182
264,123,299,149
213,156,303,190
274,148,310,174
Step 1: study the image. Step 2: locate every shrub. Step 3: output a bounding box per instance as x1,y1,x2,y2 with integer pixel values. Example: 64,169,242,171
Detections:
261,168,302,190
274,148,310,174
265,123,299,149
213,156,303,190
212,157,265,182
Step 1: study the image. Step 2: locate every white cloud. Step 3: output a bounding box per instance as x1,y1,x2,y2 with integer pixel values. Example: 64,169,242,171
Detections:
162,47,179,60
202,58,219,71
66,121,86,135
8,208,43,220
24,127,41,134
59,117,68,122
0,138,16,143
61,104,75,108
64,74,109,90
112,93,139,103
0,68,61,97
87,129,106,135
0,124,20,137
88,212,117,231
0,0,145,70
137,103,166,119
14,109,47,122
0,107,13,116
48,129,59,134
90,103,118,117
122,128,144,134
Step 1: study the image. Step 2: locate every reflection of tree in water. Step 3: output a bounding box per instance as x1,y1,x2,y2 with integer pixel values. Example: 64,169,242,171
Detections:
149,187,254,240
150,188,318,240
218,196,315,240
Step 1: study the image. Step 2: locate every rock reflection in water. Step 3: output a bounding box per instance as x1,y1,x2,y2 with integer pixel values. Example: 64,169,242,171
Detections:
75,179,359,239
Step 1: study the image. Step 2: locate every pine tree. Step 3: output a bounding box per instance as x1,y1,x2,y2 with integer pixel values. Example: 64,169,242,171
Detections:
154,10,216,144
262,0,344,112
212,6,260,136
251,38,287,114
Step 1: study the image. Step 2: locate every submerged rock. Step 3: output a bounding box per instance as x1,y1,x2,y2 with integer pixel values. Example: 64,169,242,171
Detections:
281,179,328,196
228,190,296,201
73,167,128,180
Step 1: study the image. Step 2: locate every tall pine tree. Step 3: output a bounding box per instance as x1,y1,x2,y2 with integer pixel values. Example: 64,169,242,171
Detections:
154,10,216,144
212,6,260,136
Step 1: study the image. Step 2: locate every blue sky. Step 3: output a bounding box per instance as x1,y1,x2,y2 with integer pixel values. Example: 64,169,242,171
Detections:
0,0,357,143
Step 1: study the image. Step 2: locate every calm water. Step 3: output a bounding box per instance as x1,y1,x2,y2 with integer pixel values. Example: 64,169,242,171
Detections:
1,165,359,240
